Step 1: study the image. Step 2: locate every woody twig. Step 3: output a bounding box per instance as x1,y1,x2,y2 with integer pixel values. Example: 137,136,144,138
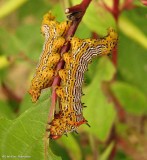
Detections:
48,0,92,123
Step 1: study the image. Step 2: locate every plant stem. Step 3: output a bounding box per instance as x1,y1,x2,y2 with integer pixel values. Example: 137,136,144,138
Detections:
113,0,120,22
48,0,92,123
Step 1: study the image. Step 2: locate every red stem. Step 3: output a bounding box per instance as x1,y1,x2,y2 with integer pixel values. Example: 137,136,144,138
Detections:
48,0,92,122
99,1,113,14
108,1,119,160
113,0,120,22
107,126,117,160
101,1,136,159
112,45,118,67
65,0,91,14
100,0,120,67
106,1,120,160
111,0,119,68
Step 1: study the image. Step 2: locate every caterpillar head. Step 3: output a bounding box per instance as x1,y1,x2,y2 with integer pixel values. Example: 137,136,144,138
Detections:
99,28,118,55
49,112,87,140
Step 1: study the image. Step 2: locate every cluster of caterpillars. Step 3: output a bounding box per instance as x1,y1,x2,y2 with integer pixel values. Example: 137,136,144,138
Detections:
28,11,118,140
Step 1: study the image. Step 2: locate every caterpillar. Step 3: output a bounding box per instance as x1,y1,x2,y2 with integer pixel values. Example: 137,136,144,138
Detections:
28,12,71,102
49,28,118,139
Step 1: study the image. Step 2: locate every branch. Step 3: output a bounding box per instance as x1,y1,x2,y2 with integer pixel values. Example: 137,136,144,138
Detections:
48,0,92,123
112,0,120,22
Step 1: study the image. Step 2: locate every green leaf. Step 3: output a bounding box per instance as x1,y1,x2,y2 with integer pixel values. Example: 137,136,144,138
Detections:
71,0,116,35
0,0,28,19
0,28,21,56
0,101,15,119
118,7,147,95
56,135,82,160
75,22,91,39
17,0,51,20
52,3,66,21
99,142,114,160
83,3,116,35
83,57,116,141
48,148,62,160
19,93,33,114
0,91,60,160
110,81,147,115
0,118,12,148
15,24,43,60
119,16,147,49
85,58,100,84
0,24,43,61
19,89,51,114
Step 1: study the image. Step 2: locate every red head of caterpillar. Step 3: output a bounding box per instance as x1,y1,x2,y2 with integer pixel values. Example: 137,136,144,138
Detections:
49,109,87,139
28,12,71,102
49,28,118,139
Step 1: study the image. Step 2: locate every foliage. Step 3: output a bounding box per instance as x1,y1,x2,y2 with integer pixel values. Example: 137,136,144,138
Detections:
0,0,147,160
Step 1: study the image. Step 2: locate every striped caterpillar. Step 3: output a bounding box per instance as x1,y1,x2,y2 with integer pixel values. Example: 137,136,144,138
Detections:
49,28,118,139
28,12,71,102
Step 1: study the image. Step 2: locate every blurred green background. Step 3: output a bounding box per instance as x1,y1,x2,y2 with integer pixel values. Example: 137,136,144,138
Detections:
0,0,147,160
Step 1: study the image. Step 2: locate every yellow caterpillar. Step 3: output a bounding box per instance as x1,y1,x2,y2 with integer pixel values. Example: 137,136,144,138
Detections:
49,28,118,139
28,12,71,102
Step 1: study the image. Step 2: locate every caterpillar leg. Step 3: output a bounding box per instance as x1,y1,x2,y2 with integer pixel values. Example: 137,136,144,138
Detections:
47,53,60,68
52,37,65,52
57,21,71,36
55,86,65,100
58,69,67,82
